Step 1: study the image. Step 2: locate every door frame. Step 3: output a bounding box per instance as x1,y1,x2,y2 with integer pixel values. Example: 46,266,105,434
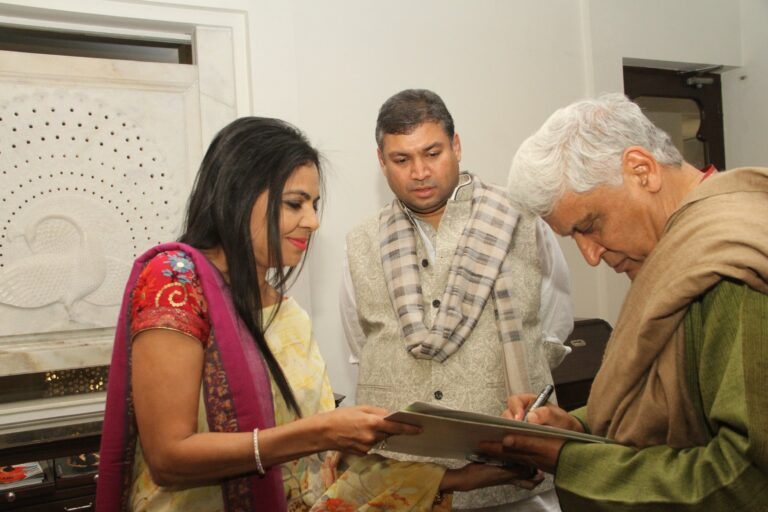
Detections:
624,65,726,170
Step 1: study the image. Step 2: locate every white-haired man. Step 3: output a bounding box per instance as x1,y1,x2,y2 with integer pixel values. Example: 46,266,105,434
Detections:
485,93,768,510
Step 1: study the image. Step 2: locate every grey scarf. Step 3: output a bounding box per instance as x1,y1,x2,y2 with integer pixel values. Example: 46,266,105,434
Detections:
379,175,532,394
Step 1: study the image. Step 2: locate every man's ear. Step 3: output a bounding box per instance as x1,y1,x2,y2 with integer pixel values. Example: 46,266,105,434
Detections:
622,146,662,192
452,133,462,162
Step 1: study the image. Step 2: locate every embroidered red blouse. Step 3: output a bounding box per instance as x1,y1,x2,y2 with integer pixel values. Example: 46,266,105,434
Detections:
130,250,211,346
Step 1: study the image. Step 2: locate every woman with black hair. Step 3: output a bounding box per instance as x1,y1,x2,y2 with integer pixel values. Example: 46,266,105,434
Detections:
96,117,529,512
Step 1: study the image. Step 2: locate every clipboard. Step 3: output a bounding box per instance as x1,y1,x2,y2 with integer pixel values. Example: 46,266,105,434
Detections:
381,401,614,462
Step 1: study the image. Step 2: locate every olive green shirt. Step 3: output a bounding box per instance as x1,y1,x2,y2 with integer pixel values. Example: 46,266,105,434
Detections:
556,280,768,510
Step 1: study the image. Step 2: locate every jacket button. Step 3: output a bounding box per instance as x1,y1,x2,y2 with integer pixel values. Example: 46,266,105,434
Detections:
434,390,443,400
432,299,440,308
421,259,429,268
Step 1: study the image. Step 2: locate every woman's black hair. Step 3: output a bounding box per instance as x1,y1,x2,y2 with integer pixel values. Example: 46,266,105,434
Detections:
180,117,322,416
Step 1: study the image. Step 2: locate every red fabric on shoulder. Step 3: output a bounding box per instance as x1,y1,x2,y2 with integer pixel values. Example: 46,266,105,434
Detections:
130,250,210,346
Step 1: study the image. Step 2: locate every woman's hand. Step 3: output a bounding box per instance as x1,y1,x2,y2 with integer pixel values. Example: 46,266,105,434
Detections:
440,462,544,493
503,393,584,432
309,405,421,456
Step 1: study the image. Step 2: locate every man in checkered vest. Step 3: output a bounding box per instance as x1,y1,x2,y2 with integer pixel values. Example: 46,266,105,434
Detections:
340,89,574,511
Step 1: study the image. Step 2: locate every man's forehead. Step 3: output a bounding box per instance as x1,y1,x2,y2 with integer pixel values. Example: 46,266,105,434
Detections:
542,213,569,237
544,192,586,236
381,122,450,150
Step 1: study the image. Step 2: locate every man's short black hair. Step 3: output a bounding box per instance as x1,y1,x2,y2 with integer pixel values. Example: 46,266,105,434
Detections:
375,89,455,149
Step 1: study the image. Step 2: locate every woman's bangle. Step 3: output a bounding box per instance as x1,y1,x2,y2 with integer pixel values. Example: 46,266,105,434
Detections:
253,428,265,476
434,489,452,506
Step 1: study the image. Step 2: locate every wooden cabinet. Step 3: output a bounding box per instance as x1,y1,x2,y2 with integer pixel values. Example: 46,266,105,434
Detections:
552,318,612,412
0,424,100,511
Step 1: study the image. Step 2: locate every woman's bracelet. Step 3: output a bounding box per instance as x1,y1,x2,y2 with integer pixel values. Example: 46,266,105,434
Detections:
433,489,452,506
253,428,265,476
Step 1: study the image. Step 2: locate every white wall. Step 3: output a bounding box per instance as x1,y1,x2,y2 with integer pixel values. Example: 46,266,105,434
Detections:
286,0,589,401
722,0,768,168
267,0,756,402
565,0,744,328
2,0,766,404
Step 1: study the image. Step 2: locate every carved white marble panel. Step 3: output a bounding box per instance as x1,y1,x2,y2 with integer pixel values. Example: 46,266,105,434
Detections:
0,49,201,370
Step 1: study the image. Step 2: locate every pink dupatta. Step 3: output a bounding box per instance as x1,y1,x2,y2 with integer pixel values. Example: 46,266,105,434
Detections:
96,243,286,511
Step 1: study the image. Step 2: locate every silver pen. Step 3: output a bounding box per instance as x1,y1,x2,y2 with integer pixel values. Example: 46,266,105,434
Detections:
523,384,555,422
